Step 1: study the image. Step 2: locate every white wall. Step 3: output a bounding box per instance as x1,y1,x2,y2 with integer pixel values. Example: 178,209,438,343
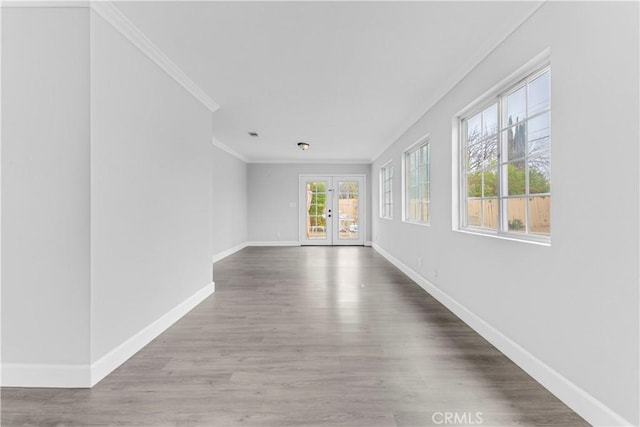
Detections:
1,8,91,369
89,11,214,363
247,163,371,243
212,147,247,256
371,2,639,425
1,5,248,386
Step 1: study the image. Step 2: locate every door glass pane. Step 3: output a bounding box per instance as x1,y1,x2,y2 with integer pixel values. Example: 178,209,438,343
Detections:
337,181,359,240
306,181,327,239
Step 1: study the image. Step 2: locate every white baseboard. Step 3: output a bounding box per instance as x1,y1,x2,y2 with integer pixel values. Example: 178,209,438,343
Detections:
246,241,371,247
89,282,214,386
371,242,633,427
1,282,215,388
0,282,215,388
246,241,300,247
1,363,91,388
212,242,248,264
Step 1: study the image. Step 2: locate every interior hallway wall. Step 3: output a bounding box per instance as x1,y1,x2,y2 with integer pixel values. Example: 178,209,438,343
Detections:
371,2,639,425
90,10,214,364
212,147,248,256
1,7,91,372
1,5,250,386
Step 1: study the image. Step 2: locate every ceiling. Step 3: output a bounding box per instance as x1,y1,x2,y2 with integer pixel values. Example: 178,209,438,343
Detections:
115,1,542,163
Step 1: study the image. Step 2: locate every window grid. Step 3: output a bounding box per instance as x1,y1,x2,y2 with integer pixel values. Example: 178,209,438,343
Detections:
405,141,430,224
380,163,393,219
461,66,550,241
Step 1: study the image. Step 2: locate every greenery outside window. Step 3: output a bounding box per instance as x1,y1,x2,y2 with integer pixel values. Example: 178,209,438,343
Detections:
461,65,550,241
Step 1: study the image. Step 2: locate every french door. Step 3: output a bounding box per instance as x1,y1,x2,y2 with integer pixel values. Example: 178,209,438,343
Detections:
299,175,365,246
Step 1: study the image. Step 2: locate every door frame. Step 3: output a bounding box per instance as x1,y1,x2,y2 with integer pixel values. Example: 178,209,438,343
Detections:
298,174,366,246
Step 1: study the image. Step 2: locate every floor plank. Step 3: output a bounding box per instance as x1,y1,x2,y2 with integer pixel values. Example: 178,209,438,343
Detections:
1,246,589,426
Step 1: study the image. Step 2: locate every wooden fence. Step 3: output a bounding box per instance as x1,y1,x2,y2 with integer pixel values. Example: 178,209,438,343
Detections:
467,196,550,234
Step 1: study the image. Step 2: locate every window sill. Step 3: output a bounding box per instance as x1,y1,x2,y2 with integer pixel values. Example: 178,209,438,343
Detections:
402,219,431,227
380,216,393,221
455,227,550,246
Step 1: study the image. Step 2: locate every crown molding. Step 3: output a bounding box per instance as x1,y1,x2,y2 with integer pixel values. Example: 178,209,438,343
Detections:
91,1,220,113
211,136,248,163
369,1,545,163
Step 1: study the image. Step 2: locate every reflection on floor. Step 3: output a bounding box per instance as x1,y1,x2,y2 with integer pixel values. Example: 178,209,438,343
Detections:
1,247,587,426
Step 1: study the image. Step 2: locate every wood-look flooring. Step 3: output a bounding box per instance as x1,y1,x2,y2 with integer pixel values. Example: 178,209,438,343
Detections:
1,246,588,426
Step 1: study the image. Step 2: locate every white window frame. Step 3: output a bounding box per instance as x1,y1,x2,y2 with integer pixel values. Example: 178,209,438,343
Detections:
458,62,551,244
402,136,430,225
379,161,393,220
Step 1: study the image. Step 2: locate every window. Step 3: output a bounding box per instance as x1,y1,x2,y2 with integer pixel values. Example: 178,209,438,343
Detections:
380,162,393,219
460,65,550,241
404,139,430,224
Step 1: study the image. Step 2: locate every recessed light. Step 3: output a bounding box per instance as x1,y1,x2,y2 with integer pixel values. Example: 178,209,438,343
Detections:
248,132,259,137
298,142,310,151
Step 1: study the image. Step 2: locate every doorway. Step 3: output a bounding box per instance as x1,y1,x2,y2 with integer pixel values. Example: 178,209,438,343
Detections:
299,175,365,246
